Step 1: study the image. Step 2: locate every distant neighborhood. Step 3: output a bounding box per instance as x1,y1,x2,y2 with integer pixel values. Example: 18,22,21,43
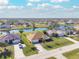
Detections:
0,18,79,59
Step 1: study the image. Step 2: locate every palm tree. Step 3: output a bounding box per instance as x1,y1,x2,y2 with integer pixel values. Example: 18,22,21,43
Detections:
19,29,24,38
32,22,36,31
48,25,52,30
19,30,23,34
53,23,60,30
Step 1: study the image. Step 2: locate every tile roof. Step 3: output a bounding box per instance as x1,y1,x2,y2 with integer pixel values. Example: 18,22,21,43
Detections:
27,31,44,41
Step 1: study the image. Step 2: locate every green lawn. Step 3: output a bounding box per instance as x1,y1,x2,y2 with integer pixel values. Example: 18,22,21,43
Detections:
63,48,79,59
69,35,79,41
19,33,38,56
47,57,56,59
0,46,14,59
41,37,73,50
23,47,38,56
35,23,48,28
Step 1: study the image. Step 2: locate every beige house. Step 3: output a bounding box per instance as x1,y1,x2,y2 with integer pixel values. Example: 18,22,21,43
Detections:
27,32,44,43
27,31,50,43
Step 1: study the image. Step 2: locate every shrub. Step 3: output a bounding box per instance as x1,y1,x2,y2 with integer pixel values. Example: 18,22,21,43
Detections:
0,43,9,47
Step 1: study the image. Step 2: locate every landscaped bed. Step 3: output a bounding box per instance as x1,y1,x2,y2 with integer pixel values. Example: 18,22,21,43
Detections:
47,57,56,59
69,35,79,41
41,37,73,50
63,48,79,59
0,45,14,59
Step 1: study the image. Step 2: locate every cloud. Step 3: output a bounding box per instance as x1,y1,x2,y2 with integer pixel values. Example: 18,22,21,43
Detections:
50,0,69,2
0,0,8,5
0,7,79,18
7,6,24,9
35,4,63,10
29,0,41,2
52,5,63,8
0,6,6,9
38,3,50,8
34,3,52,10
0,5,24,9
27,3,32,6
72,5,79,8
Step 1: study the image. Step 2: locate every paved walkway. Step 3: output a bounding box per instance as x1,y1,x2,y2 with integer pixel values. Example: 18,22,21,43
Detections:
54,54,67,59
64,37,79,43
14,44,26,59
34,44,47,53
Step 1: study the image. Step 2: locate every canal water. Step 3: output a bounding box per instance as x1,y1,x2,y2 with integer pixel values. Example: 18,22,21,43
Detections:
0,28,48,34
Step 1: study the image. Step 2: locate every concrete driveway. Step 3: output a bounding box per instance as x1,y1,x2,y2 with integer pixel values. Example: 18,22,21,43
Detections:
34,44,47,53
14,44,26,59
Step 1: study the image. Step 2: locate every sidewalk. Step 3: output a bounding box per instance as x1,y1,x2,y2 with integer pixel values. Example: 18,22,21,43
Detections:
64,37,78,43
54,54,67,59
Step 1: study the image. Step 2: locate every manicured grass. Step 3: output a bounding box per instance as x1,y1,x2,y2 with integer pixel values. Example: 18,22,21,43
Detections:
63,48,79,59
69,35,79,41
8,46,14,59
41,37,73,50
47,57,56,59
19,33,38,56
35,23,48,28
16,25,32,29
23,47,38,56
0,46,14,59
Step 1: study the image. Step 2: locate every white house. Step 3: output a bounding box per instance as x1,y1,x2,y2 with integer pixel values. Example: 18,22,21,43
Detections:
56,30,66,37
46,30,56,36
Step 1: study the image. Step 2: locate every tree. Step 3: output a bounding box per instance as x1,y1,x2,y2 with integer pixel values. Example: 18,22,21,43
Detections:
32,22,36,31
19,30,23,34
48,25,53,30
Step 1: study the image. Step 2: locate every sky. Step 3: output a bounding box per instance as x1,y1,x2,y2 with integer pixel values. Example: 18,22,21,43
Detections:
0,0,79,18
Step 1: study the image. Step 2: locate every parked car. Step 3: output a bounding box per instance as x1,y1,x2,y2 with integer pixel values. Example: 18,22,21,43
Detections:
19,43,23,49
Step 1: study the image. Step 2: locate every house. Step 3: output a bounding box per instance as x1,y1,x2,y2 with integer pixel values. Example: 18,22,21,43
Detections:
73,25,79,34
27,32,44,43
0,34,21,44
10,30,19,34
56,30,66,37
0,32,7,36
74,25,79,31
27,31,50,43
0,24,11,29
46,30,56,36
11,25,17,29
66,20,73,24
43,34,50,41
47,30,66,37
